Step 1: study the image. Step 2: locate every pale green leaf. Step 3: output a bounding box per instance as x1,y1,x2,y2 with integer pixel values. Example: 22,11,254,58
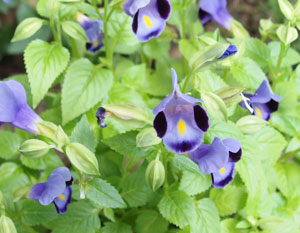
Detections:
171,154,203,175
102,222,132,233
179,171,211,196
61,20,87,41
12,17,44,42
62,58,113,124
135,210,168,233
24,39,70,107
0,131,22,160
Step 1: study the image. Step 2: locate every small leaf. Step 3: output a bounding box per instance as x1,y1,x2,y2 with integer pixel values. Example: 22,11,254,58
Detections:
12,17,44,42
135,210,168,233
86,178,126,208
65,143,99,175
61,20,87,41
0,131,22,160
276,25,298,45
171,154,203,175
24,39,70,107
278,0,294,20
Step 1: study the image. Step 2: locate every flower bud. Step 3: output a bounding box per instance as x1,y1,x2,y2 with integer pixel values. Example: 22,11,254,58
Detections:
122,156,144,173
236,115,267,134
0,215,17,233
36,121,58,141
202,91,228,121
145,155,165,191
136,128,161,148
215,87,244,107
19,139,52,158
55,126,70,149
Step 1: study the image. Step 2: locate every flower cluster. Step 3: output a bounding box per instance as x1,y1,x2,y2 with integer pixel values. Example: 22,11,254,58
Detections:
153,67,241,188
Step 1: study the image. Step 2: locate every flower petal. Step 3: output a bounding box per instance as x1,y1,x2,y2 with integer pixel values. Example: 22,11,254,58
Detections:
29,183,47,201
198,9,212,25
0,82,19,122
123,0,151,16
218,45,238,59
153,111,167,138
222,138,242,162
53,186,72,214
190,137,229,174
250,80,272,103
193,105,209,132
51,167,72,183
211,162,235,188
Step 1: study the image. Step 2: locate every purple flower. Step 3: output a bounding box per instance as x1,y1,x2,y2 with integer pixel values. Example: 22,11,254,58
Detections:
153,68,209,154
198,0,233,30
77,14,104,52
219,45,237,59
29,167,73,214
190,137,242,188
123,0,171,42
0,80,41,134
96,107,107,128
240,80,281,121
3,0,10,3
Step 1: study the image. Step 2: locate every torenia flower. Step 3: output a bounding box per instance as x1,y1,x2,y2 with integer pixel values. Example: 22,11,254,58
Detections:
29,167,73,214
77,13,104,52
198,0,233,30
153,68,209,154
219,45,238,59
190,137,242,188
240,80,281,121
123,0,171,42
0,80,41,134
3,0,10,3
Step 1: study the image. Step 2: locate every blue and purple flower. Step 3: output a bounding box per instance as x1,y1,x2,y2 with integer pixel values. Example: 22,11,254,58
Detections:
77,14,104,52
123,0,171,42
198,0,233,30
190,137,242,188
153,68,209,154
0,80,41,134
29,167,73,214
240,80,281,121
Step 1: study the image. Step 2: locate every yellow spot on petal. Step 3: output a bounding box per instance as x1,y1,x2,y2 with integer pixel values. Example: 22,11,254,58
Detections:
93,40,99,47
177,120,186,135
219,167,226,174
143,15,153,28
256,107,262,119
58,194,66,201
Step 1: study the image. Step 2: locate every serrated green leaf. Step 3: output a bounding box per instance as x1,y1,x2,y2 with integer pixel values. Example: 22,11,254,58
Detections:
62,58,113,124
179,171,211,196
61,20,87,41
0,131,22,160
274,81,297,114
121,171,152,207
135,210,168,233
70,115,97,153
210,186,247,216
171,154,202,175
193,70,227,92
158,189,196,228
269,41,300,67
244,38,270,68
102,131,147,158
87,178,126,208
271,112,300,136
102,222,132,233
24,39,70,107
21,200,58,226
46,200,100,233
191,198,221,233
12,17,44,42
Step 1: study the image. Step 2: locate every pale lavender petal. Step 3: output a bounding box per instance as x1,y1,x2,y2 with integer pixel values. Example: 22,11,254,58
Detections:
190,137,228,174
123,0,151,16
222,138,242,162
53,186,72,214
211,162,235,188
51,167,72,183
0,82,19,122
29,183,47,201
250,80,272,103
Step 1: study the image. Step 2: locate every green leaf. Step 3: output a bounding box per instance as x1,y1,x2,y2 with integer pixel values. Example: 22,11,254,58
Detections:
276,25,298,45
65,143,99,175
201,91,228,121
171,154,203,175
244,38,270,68
61,20,87,41
47,200,100,233
0,131,22,160
230,57,266,89
191,198,221,233
70,115,97,153
21,200,58,226
12,17,44,42
62,58,113,124
135,210,168,233
102,222,132,233
179,171,211,196
193,70,227,93
271,112,300,136
24,39,70,107
158,189,196,228
121,171,152,207
269,41,300,67
278,0,294,20
86,178,126,208
102,131,147,158
209,186,247,216
274,81,297,114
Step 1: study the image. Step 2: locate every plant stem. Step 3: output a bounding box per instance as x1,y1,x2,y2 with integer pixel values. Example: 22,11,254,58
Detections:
69,37,81,59
50,19,61,44
274,41,286,78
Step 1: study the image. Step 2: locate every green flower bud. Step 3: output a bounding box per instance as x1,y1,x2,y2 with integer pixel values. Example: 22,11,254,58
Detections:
215,87,244,107
145,155,165,192
37,121,58,141
236,115,267,134
55,126,70,149
0,215,17,233
202,91,227,121
19,139,52,158
122,156,144,173
136,128,161,148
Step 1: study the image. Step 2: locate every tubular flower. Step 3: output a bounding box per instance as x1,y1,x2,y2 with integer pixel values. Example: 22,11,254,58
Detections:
190,137,242,188
198,0,233,30
123,0,171,42
0,80,41,134
77,13,104,52
240,80,281,121
153,68,209,154
29,167,73,214
219,44,237,59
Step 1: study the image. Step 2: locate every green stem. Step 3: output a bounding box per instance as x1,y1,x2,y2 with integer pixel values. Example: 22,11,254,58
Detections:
274,41,286,78
69,37,81,59
103,0,110,65
50,19,61,44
